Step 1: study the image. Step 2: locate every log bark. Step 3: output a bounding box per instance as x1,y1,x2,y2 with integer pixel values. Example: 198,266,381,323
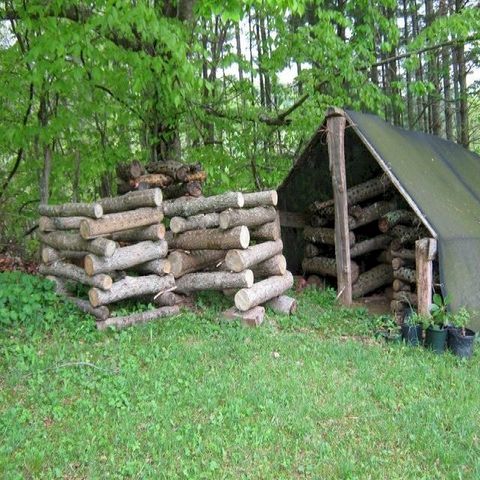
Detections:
416,237,437,316
41,246,87,264
84,240,168,275
39,261,112,290
136,173,173,189
162,181,202,200
392,291,418,305
38,232,116,257
133,259,171,275
348,200,398,230
221,306,265,327
251,254,287,278
234,271,294,311
80,208,164,239
219,206,277,230
183,171,207,183
64,296,110,320
96,306,180,330
352,264,393,298
116,160,144,181
176,270,254,293
39,216,86,231
391,248,416,260
392,257,414,270
265,295,297,315
166,226,250,250
378,209,420,232
349,235,391,258
111,224,165,242
168,250,225,278
249,216,281,241
304,226,355,246
89,274,175,307
304,243,321,258
390,225,427,249
154,292,193,307
302,256,360,283
163,192,244,217
170,213,220,233
225,239,283,272
376,249,394,264
242,190,278,207
146,160,201,181
310,215,330,227
39,202,103,219
392,279,411,292
99,189,163,214
393,267,416,284
310,175,392,214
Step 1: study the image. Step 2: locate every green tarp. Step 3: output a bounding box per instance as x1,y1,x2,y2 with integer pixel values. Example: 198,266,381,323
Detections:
345,110,480,329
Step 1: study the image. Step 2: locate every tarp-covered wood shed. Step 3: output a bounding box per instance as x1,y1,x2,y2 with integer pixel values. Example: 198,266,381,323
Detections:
278,108,480,329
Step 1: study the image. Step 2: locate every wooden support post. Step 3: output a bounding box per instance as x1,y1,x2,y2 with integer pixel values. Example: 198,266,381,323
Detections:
416,238,437,315
327,108,352,305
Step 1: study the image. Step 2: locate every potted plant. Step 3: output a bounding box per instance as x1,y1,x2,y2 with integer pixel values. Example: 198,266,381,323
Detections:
423,294,449,354
401,310,423,346
447,307,476,359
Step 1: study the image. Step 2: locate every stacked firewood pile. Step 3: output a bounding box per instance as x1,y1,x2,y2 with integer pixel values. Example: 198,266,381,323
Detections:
164,190,296,326
116,160,207,199
302,175,431,313
37,189,179,329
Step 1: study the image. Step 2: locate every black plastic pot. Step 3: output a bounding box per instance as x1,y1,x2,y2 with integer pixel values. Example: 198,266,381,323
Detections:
447,328,476,359
401,324,423,346
424,327,447,354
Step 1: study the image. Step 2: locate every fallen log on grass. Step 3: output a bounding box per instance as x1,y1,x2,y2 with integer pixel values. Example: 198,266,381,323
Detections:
225,239,283,272
167,226,250,250
265,295,297,315
39,262,112,290
175,270,254,293
38,232,116,257
222,306,265,327
96,306,180,330
132,259,171,276
39,202,103,219
154,292,193,307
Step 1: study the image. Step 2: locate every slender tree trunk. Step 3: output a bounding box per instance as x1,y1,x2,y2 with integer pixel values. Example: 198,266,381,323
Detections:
234,23,244,83
403,0,414,129
439,0,454,140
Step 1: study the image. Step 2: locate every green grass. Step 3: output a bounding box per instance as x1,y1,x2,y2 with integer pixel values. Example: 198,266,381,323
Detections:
1,274,479,479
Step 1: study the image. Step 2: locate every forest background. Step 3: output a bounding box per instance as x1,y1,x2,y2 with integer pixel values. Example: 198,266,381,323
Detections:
0,0,479,256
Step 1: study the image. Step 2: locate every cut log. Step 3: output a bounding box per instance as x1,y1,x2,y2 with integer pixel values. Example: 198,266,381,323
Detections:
183,171,207,183
38,232,116,257
376,250,394,264
166,226,249,250
79,208,164,239
302,256,360,283
84,240,168,275
176,270,254,293
393,267,416,284
89,274,175,307
39,262,112,290
41,246,87,264
146,161,200,182
392,257,414,270
67,297,110,320
310,215,330,227
170,213,220,233
242,190,278,207
39,202,103,219
348,200,398,230
349,235,391,258
222,289,238,297
390,225,427,249
133,259,171,275
378,210,420,233
219,206,277,230
392,291,418,305
111,224,165,242
99,189,162,214
39,216,86,232
154,292,192,307
390,248,416,260
225,239,283,272
265,295,297,315
249,217,281,241
303,226,355,246
162,181,202,200
392,279,411,292
116,160,144,181
96,306,180,330
163,192,244,217
45,275,70,295
234,272,294,311
251,254,287,278
221,306,265,327
352,264,393,298
304,243,321,258
168,250,225,278
136,173,173,189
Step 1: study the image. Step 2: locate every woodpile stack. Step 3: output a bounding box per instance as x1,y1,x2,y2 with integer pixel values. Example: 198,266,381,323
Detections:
164,190,295,325
116,160,207,199
302,174,434,315
38,189,178,329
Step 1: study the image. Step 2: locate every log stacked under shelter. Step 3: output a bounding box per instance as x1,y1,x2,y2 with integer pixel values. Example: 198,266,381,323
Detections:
38,189,178,329
301,174,436,316
116,160,207,199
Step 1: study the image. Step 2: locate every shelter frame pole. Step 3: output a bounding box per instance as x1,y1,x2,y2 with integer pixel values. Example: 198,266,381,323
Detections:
415,237,437,315
327,108,352,306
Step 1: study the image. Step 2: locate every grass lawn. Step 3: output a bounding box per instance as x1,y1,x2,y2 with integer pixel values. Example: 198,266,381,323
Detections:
1,273,479,479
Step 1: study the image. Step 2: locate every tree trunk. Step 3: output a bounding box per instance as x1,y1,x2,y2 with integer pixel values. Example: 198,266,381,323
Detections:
39,262,112,290
234,271,294,311
225,239,283,272
166,226,250,250
265,295,297,315
302,256,360,283
251,254,287,278
219,206,277,230
176,270,254,293
170,213,220,233
39,202,103,219
99,189,162,214
168,249,225,277
352,264,393,298
349,235,392,258
80,208,164,239
222,306,265,327
38,232,116,257
154,291,193,307
89,274,175,307
304,226,355,246
84,240,168,275
242,190,278,207
110,224,165,242
96,306,180,330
